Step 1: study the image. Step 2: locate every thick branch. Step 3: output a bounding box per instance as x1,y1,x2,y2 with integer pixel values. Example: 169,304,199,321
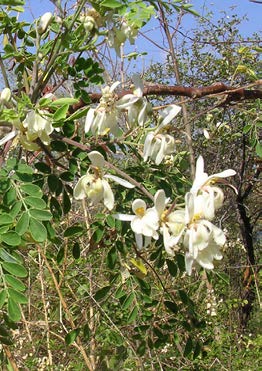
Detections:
71,81,262,112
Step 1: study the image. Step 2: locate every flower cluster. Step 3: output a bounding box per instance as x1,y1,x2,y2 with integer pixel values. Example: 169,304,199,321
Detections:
108,21,138,56
85,75,152,136
85,81,121,136
143,104,181,165
73,151,135,210
15,110,54,151
115,156,236,275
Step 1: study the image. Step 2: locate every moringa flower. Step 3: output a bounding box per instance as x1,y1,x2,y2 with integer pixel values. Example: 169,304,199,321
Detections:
190,155,236,220
85,81,121,136
116,74,152,127
143,104,181,165
17,109,53,150
183,192,225,275
143,132,175,165
114,190,164,249
74,151,134,210
37,12,53,34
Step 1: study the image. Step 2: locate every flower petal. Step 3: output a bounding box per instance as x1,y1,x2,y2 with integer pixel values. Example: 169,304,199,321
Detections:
85,108,95,133
159,104,181,128
0,130,17,146
105,174,135,188
102,179,114,210
113,213,135,221
132,199,146,215
88,151,105,168
154,189,166,215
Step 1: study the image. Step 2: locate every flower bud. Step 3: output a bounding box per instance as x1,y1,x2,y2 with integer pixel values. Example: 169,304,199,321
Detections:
0,87,11,103
84,16,96,32
37,12,53,34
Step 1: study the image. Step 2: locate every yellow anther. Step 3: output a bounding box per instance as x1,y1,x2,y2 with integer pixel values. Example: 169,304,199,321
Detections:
135,207,145,217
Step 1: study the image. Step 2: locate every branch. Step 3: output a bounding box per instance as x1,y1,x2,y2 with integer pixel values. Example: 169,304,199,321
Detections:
70,80,262,112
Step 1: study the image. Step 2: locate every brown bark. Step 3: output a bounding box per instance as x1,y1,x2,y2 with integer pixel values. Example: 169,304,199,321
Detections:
70,80,262,113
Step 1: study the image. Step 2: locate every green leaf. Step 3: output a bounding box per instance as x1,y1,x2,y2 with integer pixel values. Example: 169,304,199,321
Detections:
56,247,64,264
15,212,29,235
8,288,28,304
83,324,90,340
65,328,80,345
48,174,60,193
0,290,7,309
106,246,117,269
0,0,25,5
1,231,21,246
62,190,71,214
4,275,26,291
122,292,135,310
179,290,189,305
29,209,52,221
184,337,193,358
176,253,185,272
0,226,9,234
20,183,42,197
10,201,22,218
24,196,46,209
94,286,111,301
35,162,51,174
0,324,9,337
0,248,18,263
72,242,81,260
7,297,21,322
127,306,138,323
49,98,79,107
101,0,123,8
29,218,47,242
106,215,115,228
66,107,89,122
64,225,84,237
243,124,252,134
3,187,16,205
53,104,69,121
0,336,13,345
255,142,262,157
193,341,201,359
164,300,178,314
92,226,104,243
130,258,147,275
51,140,68,152
166,259,177,277
0,213,13,225
2,262,27,277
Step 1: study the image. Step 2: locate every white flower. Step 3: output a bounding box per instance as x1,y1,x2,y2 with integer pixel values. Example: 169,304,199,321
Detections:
37,12,53,34
162,209,186,256
0,87,11,103
85,81,120,136
74,151,134,210
0,130,17,146
114,190,163,249
190,155,236,220
184,192,225,275
107,21,138,56
158,104,181,130
20,110,53,150
116,74,152,127
153,189,185,256
143,104,181,165
143,132,175,165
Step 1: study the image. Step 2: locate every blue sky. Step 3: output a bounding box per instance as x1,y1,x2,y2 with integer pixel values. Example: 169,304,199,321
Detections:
14,1,262,72
23,0,261,36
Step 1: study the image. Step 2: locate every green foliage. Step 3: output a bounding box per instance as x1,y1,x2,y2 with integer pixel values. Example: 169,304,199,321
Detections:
0,1,260,369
